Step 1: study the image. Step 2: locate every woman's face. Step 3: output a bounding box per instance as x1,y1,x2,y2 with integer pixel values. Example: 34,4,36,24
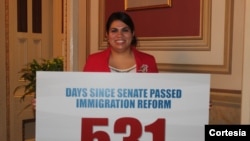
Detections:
107,20,134,52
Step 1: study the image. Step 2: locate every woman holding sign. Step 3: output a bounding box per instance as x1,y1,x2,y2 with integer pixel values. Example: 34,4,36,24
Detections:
83,11,158,73
32,12,159,109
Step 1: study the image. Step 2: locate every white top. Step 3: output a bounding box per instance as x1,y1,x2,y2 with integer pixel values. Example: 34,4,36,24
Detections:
109,65,136,73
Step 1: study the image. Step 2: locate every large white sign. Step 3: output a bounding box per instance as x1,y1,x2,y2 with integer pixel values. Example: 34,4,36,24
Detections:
36,72,210,141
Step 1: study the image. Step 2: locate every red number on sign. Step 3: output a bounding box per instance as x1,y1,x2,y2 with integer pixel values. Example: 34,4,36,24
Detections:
145,118,165,141
81,118,165,141
81,118,110,141
114,117,142,141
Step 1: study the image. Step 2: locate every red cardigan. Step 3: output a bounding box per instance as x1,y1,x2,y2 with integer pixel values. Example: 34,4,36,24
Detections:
83,47,158,73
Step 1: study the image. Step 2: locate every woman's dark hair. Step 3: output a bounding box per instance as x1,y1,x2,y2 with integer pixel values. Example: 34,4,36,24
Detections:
105,11,138,46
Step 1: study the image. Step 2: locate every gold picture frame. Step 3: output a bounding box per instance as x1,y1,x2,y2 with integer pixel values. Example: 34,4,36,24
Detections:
95,0,233,73
125,0,172,11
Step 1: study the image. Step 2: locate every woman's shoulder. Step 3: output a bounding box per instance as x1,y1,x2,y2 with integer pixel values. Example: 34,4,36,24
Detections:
83,48,111,72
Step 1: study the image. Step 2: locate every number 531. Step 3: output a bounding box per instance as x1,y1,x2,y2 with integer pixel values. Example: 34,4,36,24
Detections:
81,117,165,141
